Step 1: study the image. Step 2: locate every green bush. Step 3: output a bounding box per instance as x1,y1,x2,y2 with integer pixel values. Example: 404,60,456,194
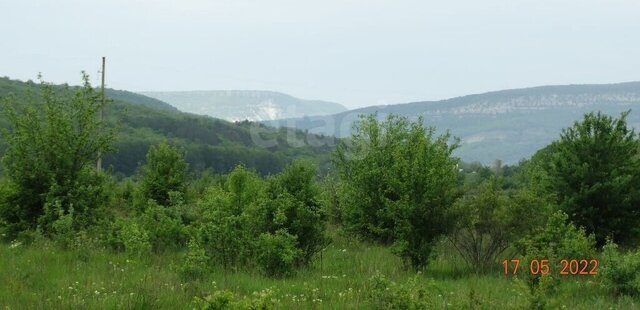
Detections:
255,230,302,277
601,241,640,296
368,272,432,309
334,114,459,268
516,210,596,295
449,179,548,272
117,219,151,257
47,201,75,249
140,200,189,252
140,142,188,207
254,161,328,266
179,238,209,281
193,163,326,276
539,111,640,246
0,76,114,235
193,288,278,310
197,186,254,270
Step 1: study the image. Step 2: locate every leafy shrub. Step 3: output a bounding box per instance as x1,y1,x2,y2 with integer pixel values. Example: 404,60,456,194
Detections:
193,163,325,277
368,272,432,309
197,186,254,269
140,200,189,252
601,241,640,296
193,288,278,310
539,111,640,246
516,210,596,295
334,114,459,268
179,238,209,281
0,76,114,235
140,141,188,207
449,179,548,272
117,219,151,257
255,230,302,277
46,201,75,249
251,161,328,266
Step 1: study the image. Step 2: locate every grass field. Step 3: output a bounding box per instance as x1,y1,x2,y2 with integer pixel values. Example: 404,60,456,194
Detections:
0,229,637,309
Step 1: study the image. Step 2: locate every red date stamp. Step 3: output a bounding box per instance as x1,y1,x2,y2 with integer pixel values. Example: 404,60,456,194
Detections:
502,259,598,275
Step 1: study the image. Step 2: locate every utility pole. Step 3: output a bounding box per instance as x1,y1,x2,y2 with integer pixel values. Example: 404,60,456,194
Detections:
97,56,105,172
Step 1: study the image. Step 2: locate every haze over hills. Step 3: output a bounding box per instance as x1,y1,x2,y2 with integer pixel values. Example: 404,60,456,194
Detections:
265,82,640,164
139,90,347,122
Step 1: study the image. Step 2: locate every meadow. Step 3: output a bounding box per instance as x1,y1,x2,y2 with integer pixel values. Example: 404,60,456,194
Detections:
1,228,637,309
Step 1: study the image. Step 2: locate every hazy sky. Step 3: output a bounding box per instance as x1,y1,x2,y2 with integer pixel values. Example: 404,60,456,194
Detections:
1,0,639,108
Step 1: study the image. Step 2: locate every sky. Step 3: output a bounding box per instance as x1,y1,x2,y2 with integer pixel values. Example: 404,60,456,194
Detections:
1,0,639,109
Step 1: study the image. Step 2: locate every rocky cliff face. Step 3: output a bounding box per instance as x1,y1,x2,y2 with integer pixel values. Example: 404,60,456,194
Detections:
139,90,347,122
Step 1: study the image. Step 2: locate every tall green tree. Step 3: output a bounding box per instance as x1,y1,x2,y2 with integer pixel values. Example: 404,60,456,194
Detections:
140,141,188,207
543,111,640,246
0,74,114,236
334,114,459,268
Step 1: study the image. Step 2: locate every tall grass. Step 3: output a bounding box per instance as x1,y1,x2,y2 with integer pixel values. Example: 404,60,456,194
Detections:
0,230,637,309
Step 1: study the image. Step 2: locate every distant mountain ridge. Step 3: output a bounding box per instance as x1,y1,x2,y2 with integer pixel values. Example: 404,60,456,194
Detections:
265,81,640,164
139,90,347,122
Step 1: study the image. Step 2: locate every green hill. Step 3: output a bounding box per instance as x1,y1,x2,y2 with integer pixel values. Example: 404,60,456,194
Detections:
0,77,332,177
266,82,640,164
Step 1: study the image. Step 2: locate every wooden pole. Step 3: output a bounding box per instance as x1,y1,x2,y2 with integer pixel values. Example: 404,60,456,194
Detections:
97,56,105,172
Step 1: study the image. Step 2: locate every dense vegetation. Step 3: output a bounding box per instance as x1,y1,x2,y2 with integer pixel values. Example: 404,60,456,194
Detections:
1,76,640,309
0,76,333,177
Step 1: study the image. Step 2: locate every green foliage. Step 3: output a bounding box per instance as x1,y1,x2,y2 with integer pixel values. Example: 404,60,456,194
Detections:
197,186,254,269
516,211,596,294
368,272,432,309
140,200,189,252
0,77,333,177
541,111,640,246
449,178,548,272
0,75,114,237
195,166,262,269
601,241,640,296
194,163,326,276
253,161,328,266
256,230,302,277
193,288,278,310
335,114,459,268
318,174,342,224
140,142,188,207
179,238,209,281
116,219,152,258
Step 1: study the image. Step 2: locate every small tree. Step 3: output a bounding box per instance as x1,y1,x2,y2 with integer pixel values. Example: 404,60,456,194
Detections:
543,111,640,246
335,114,459,268
0,74,114,236
449,178,548,272
251,161,328,266
140,141,188,207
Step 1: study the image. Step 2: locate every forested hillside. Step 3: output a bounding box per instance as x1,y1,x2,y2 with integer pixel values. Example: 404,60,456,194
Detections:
266,82,640,164
0,77,332,176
